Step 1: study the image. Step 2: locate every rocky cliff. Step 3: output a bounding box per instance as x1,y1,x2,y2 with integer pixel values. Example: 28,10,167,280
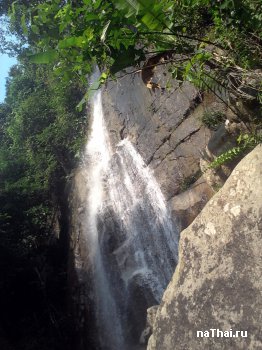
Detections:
102,70,231,232
69,72,242,350
147,145,262,350
103,72,214,201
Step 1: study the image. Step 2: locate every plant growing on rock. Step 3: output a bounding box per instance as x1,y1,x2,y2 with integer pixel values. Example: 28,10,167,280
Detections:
209,133,262,169
201,110,226,130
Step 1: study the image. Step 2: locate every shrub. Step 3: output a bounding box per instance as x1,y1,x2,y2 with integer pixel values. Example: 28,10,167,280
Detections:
201,111,225,130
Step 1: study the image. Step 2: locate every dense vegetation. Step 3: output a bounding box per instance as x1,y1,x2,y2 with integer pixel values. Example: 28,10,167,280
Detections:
0,58,86,350
5,0,261,107
0,0,261,349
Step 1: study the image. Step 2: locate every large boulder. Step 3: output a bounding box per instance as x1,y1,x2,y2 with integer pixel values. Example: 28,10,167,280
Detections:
148,145,262,350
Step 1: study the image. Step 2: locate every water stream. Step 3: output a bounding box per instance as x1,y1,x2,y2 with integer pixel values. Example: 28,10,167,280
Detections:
81,86,179,349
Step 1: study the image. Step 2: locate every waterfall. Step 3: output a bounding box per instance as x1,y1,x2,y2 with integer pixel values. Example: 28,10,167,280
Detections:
80,85,179,349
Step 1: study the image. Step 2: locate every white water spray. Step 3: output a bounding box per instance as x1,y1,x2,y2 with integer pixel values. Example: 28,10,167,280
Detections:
81,85,178,349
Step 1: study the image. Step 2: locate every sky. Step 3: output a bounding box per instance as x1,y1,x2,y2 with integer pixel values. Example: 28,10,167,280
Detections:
0,53,17,102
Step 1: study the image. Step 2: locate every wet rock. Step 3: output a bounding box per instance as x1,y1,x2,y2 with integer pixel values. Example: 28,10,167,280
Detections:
207,124,236,157
102,74,223,201
147,145,262,350
169,176,214,230
200,158,225,190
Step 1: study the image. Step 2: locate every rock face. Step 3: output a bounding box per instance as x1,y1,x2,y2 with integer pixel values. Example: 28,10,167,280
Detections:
103,71,221,201
147,145,262,350
102,70,229,230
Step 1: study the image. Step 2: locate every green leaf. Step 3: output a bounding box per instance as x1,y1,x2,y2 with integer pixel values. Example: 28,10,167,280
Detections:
84,13,99,21
93,0,102,9
21,13,28,36
126,0,140,14
31,24,40,35
58,36,85,49
83,28,94,41
99,72,108,83
110,47,144,74
141,12,159,30
29,50,58,64
114,0,138,17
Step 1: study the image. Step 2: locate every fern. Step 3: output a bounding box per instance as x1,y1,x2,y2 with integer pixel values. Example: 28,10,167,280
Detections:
209,133,262,169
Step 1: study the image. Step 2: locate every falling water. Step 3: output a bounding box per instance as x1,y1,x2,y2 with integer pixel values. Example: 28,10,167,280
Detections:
81,84,179,349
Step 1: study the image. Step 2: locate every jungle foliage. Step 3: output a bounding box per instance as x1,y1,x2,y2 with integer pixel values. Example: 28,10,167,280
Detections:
0,61,85,251
0,58,85,350
5,0,262,108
